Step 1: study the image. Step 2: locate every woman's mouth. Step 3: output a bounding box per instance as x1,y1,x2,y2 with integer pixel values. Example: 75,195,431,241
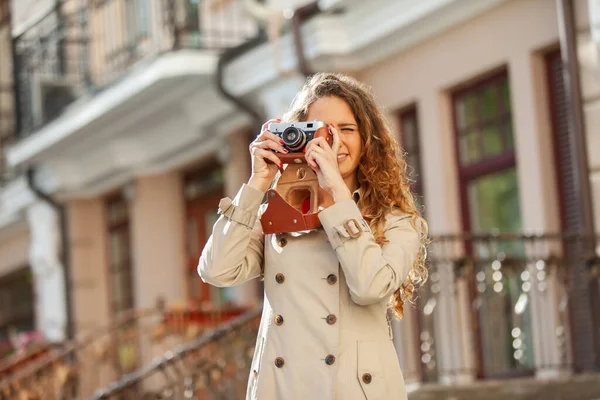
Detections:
337,153,348,162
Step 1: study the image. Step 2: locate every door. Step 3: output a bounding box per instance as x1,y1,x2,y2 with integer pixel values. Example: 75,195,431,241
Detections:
184,166,235,308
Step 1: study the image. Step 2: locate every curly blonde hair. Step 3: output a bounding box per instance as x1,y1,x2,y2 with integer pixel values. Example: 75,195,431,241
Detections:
282,73,429,318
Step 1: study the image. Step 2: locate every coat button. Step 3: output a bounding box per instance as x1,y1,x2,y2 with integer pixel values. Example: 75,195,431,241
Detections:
326,314,337,325
275,315,284,325
326,274,337,285
362,373,372,384
275,357,285,368
279,237,287,247
325,354,336,365
275,273,285,284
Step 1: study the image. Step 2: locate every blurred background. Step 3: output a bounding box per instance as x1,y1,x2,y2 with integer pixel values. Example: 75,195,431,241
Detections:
0,0,599,398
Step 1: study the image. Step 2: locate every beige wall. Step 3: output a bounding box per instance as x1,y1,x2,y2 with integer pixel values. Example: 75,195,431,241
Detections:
358,0,561,234
130,172,187,310
67,198,111,334
358,0,566,379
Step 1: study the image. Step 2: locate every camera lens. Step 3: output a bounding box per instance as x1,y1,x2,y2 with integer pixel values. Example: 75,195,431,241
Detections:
282,127,307,151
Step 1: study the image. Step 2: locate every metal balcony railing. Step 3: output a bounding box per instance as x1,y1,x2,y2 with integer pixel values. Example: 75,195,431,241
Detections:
0,13,15,184
11,0,257,139
88,233,600,399
0,304,247,400
91,307,262,400
407,232,600,382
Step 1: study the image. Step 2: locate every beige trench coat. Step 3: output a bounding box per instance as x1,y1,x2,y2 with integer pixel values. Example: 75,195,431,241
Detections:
198,184,420,400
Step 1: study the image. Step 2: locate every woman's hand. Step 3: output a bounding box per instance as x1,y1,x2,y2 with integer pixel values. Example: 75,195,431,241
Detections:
304,124,352,202
248,118,289,192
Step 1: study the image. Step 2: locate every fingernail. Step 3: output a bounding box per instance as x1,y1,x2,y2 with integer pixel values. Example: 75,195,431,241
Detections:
302,147,306,153
279,162,283,168
280,140,285,145
283,149,289,153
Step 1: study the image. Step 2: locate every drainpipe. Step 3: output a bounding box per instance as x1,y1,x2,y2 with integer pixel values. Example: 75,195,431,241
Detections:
216,32,268,132
216,1,322,127
290,1,321,77
26,166,74,341
555,0,599,372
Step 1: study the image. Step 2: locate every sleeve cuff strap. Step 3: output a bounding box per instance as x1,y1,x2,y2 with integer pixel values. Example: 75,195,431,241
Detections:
217,184,265,228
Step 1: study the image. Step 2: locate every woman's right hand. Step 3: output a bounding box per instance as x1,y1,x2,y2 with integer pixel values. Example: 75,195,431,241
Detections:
247,118,289,192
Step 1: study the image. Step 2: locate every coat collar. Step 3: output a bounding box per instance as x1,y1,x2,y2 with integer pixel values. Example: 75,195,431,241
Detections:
352,187,362,204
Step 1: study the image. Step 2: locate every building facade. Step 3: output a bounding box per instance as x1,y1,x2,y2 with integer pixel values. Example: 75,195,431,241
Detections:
0,0,599,397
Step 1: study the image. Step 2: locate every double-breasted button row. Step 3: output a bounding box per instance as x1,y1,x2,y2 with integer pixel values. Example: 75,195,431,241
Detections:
275,315,284,325
325,314,337,325
278,237,287,247
362,373,372,384
275,273,285,284
325,354,336,365
326,274,337,285
275,357,285,368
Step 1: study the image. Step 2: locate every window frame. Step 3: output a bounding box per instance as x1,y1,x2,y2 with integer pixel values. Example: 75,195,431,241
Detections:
397,104,424,198
452,70,517,234
105,192,135,318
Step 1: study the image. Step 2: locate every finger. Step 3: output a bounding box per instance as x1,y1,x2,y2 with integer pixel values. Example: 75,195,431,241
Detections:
261,118,282,133
253,139,288,154
311,137,329,149
257,129,286,146
254,147,282,168
329,124,341,154
305,151,319,170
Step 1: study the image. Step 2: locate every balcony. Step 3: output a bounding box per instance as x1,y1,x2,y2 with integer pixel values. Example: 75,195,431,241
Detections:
7,0,257,170
0,10,14,185
16,232,594,400
0,303,248,399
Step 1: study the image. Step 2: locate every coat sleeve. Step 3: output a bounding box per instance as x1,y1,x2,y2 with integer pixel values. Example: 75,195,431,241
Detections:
318,199,420,306
197,184,265,287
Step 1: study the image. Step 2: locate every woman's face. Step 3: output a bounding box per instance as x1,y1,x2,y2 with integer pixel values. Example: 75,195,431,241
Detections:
306,96,363,181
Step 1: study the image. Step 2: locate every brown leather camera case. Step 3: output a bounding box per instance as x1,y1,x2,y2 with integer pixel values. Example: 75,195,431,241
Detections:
261,163,322,234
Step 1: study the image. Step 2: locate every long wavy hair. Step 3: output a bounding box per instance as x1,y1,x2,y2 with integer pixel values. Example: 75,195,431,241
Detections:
282,73,429,318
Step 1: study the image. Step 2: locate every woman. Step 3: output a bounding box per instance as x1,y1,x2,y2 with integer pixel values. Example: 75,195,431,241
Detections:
198,73,428,400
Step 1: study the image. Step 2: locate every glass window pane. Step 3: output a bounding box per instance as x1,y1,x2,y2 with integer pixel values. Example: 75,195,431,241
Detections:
501,80,511,112
481,126,503,157
467,168,522,233
459,132,480,165
504,120,515,151
401,118,416,150
455,94,478,130
407,154,421,180
480,85,498,122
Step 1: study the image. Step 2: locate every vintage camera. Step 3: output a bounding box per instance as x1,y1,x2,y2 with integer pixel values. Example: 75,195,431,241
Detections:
268,120,330,153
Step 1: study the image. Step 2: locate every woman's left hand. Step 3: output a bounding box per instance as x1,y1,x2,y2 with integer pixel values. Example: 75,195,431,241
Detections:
304,124,352,202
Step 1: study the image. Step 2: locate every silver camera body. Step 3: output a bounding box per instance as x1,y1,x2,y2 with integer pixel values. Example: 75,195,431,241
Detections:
268,120,328,153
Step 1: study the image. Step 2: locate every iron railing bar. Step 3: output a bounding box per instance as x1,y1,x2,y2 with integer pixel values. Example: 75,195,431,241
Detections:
90,306,262,399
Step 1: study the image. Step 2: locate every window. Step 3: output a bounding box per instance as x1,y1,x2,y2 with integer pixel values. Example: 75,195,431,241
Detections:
453,71,532,379
0,268,35,357
398,105,424,198
453,72,521,234
184,164,235,307
106,194,135,318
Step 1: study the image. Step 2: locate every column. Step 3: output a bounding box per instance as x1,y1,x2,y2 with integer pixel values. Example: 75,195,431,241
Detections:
419,91,476,384
509,52,568,377
130,172,187,310
27,201,67,342
221,129,261,306
67,198,111,334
